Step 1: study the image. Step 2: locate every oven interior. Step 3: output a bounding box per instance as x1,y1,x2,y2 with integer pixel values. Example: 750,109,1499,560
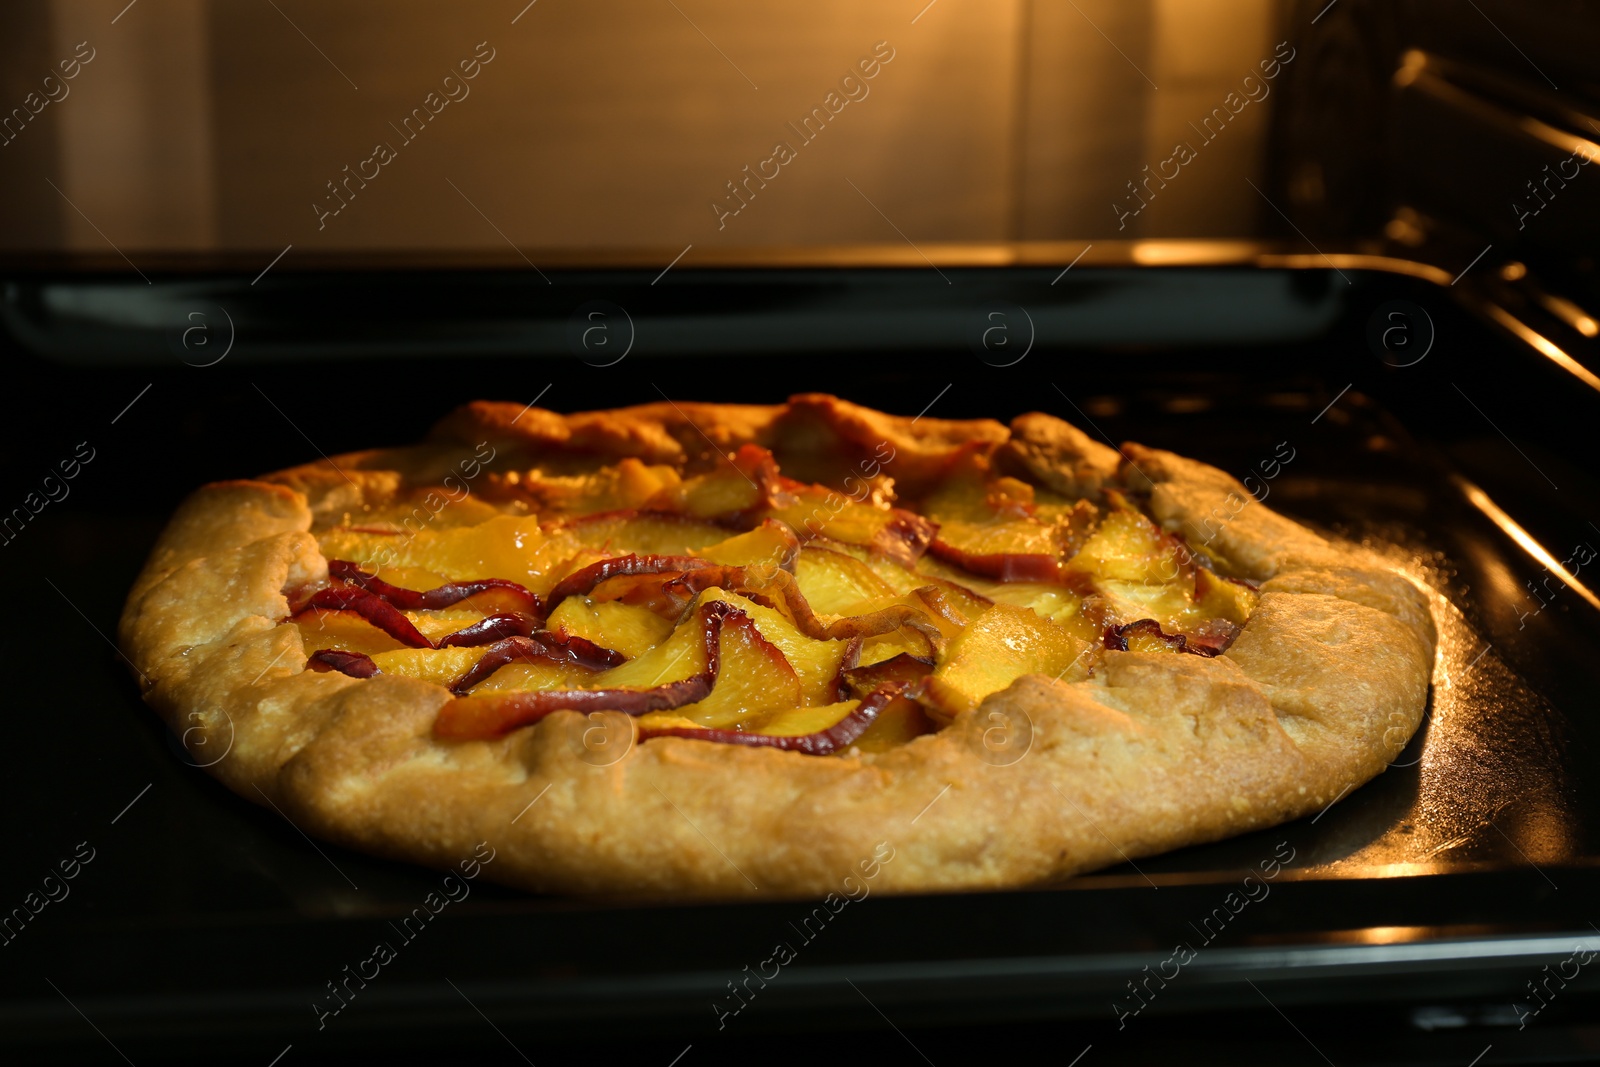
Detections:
4,261,1600,1065
5,0,1600,1062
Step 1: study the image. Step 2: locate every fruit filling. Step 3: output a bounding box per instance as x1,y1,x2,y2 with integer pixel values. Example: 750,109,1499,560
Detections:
288,443,1257,753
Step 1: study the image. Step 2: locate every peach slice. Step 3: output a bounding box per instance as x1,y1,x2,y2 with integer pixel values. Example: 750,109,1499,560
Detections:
634,711,702,733
760,494,935,565
318,515,558,588
688,588,854,706
811,588,964,654
848,698,937,752
1093,578,1198,632
693,519,801,571
746,700,863,737
1195,568,1258,625
1105,619,1187,655
643,444,788,520
983,476,1038,517
741,689,932,751
1065,505,1186,585
913,581,992,626
588,606,708,689
924,603,1093,718
637,683,909,756
544,554,714,615
546,596,674,659
292,607,406,658
857,631,930,668
928,517,1065,583
469,657,593,693
406,610,514,643
795,545,898,615
650,471,761,520
840,651,934,698
983,583,1100,642
583,587,832,706
434,601,738,739
491,457,682,516
867,511,937,565
323,560,541,617
721,569,943,655
450,634,624,689
667,612,803,728
291,591,543,650
550,579,864,703
806,537,928,596
553,511,730,557
370,647,487,687
350,492,507,531
915,446,1006,522
762,495,884,545
1034,497,1101,553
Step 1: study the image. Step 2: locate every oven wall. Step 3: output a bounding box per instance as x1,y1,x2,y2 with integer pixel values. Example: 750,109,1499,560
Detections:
3,0,1284,252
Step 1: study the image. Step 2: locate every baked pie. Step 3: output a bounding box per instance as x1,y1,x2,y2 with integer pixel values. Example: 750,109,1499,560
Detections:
120,395,1435,895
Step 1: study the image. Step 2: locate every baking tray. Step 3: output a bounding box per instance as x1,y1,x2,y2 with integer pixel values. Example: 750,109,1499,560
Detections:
3,265,1599,1065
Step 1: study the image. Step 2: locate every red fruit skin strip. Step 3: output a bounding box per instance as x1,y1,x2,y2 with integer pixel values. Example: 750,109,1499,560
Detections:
297,565,605,652
303,627,621,688
868,511,936,566
524,631,628,670
308,649,380,678
927,539,1064,584
1102,618,1239,658
327,560,543,617
295,597,613,655
839,652,934,697
1183,618,1242,656
300,587,435,648
1103,618,1186,653
829,636,864,701
448,633,626,692
448,636,571,692
435,612,540,648
636,683,907,756
542,554,714,614
433,601,736,740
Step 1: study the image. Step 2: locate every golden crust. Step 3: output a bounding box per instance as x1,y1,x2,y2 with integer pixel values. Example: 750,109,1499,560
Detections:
996,411,1123,498
426,393,1011,495
120,398,1437,897
128,481,311,604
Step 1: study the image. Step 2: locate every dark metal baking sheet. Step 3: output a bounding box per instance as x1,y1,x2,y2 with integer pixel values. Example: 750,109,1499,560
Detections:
3,266,1598,1064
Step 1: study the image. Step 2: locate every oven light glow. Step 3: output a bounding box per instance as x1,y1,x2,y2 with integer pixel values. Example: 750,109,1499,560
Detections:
1533,290,1600,338
1459,479,1600,613
1483,304,1600,394
1350,925,1431,944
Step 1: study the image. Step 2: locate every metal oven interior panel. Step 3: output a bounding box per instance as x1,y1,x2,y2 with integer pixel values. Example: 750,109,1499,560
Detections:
3,263,1599,1064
